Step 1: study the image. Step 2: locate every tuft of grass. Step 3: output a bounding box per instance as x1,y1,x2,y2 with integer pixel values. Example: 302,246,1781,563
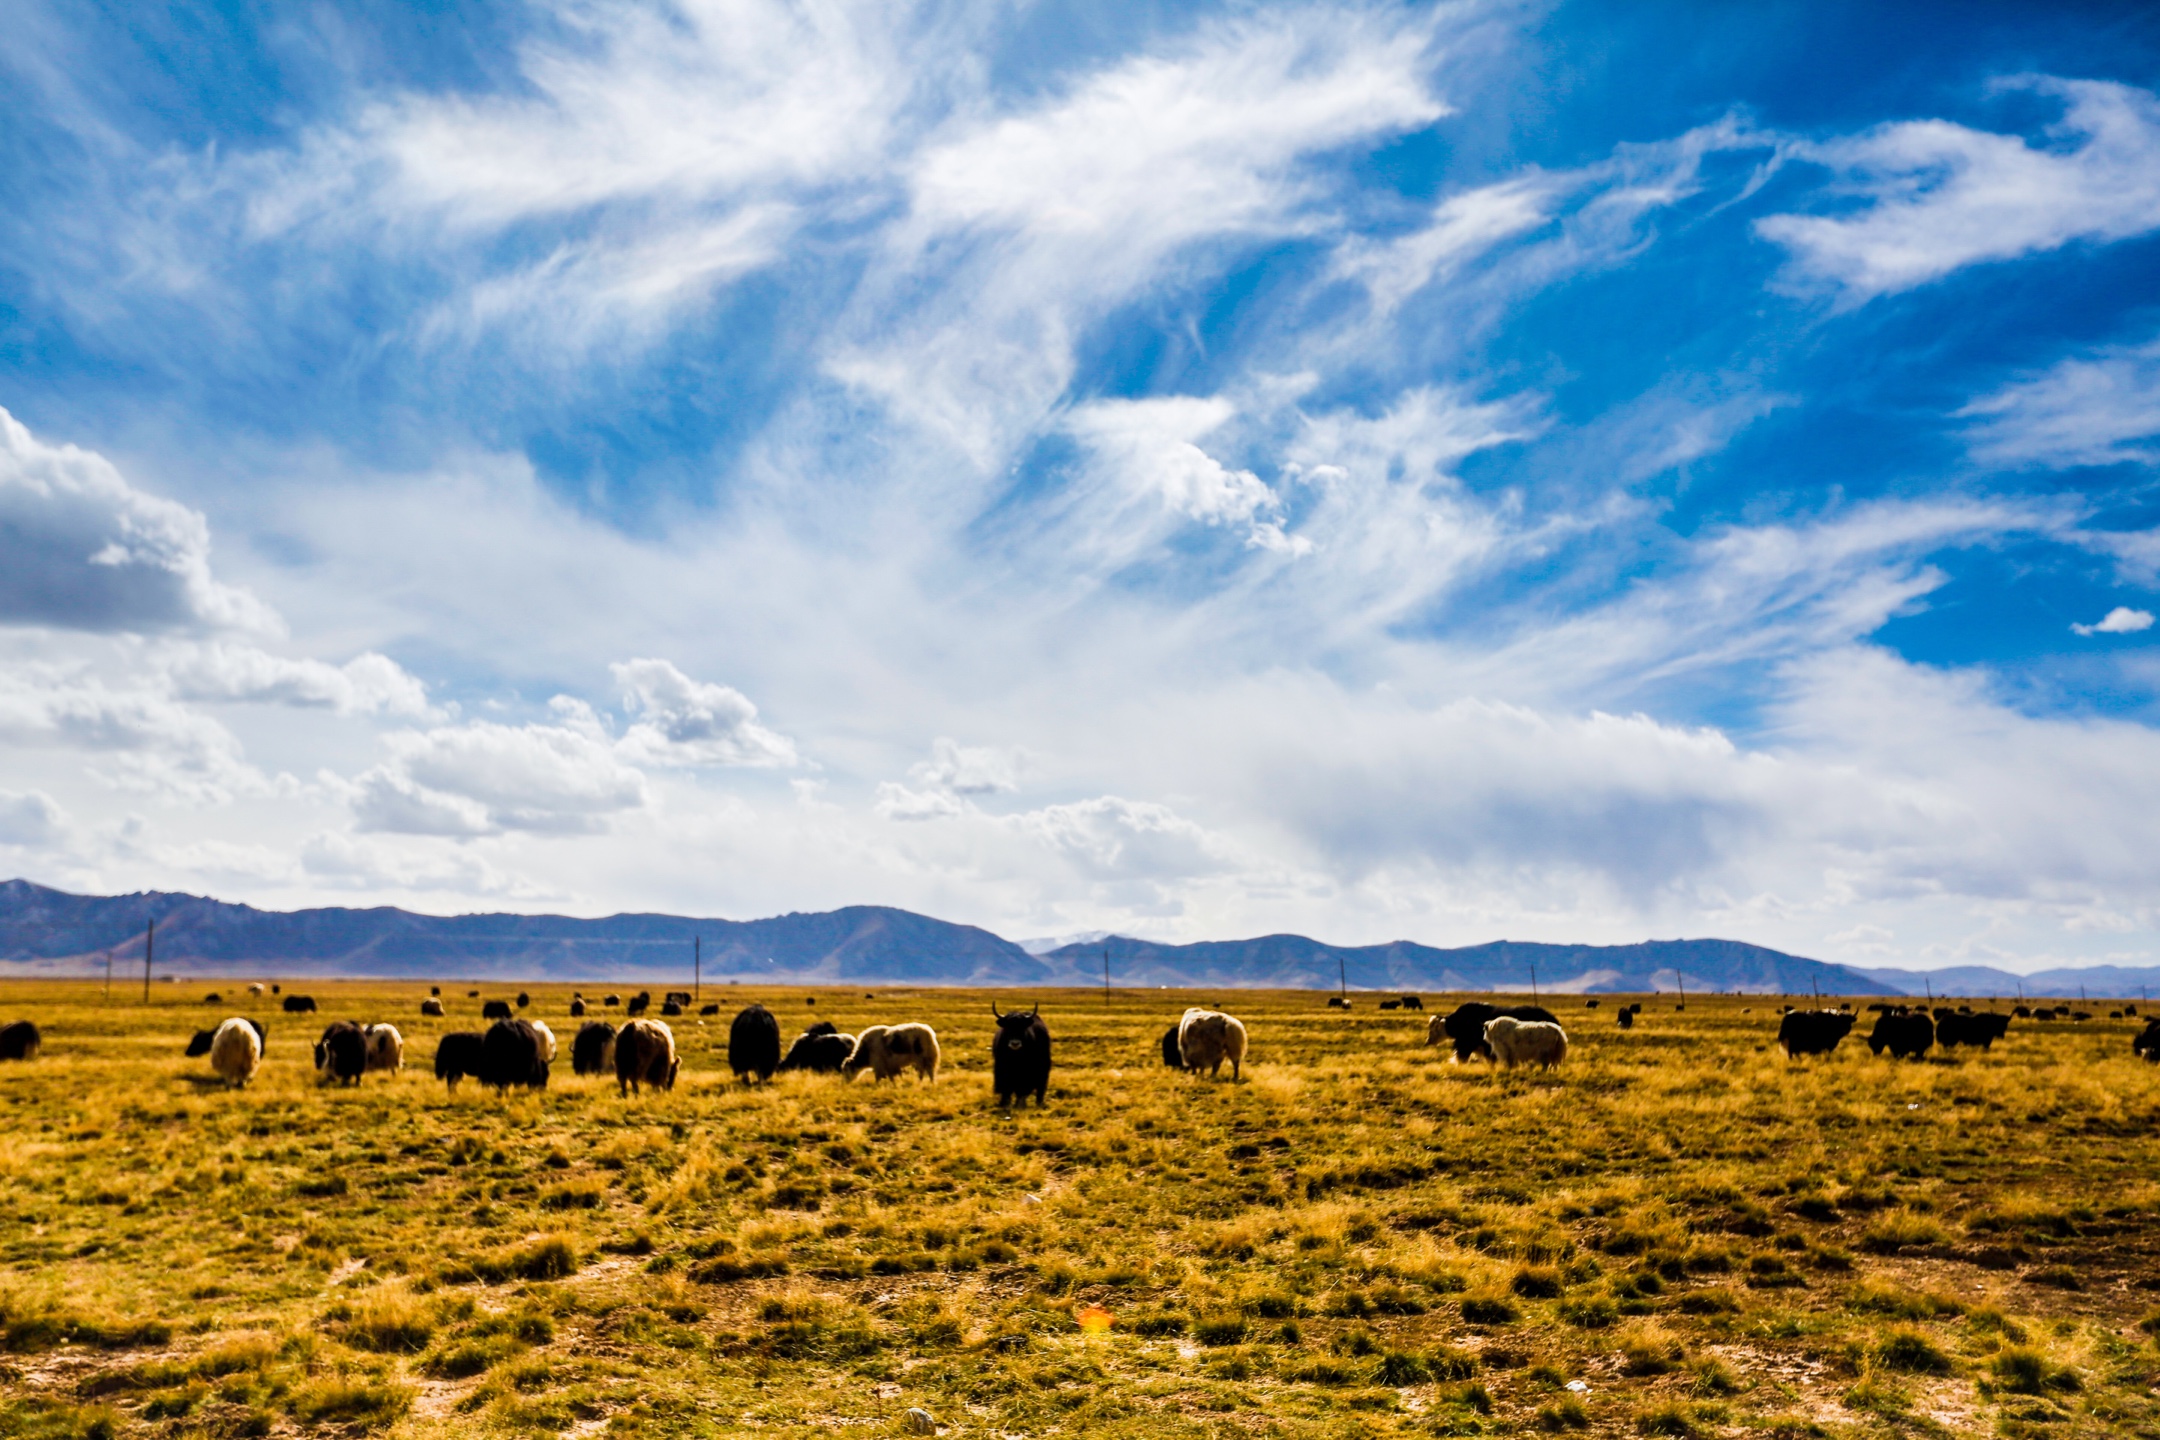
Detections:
1537,1397,1591,1431
287,1378,412,1430
342,1288,434,1353
1460,1294,1519,1325
1512,1266,1565,1298
1875,1328,1954,1374
1992,1347,2081,1395
1857,1211,1948,1254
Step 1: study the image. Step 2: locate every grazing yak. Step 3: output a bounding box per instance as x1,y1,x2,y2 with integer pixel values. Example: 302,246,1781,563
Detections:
314,1021,368,1085
1776,1010,1856,1057
435,1032,486,1092
1327,996,1351,1009
363,1023,404,1073
528,1020,557,1062
700,1003,721,1016
661,1000,684,1017
1401,996,1424,1011
1484,1015,1568,1070
572,1021,618,1076
2133,1020,2159,1062
1616,1008,1635,1030
615,1019,679,1094
516,992,530,1009
1431,1002,1559,1062
569,998,586,1017
627,992,652,1016
728,1004,782,1083
1936,1011,2011,1050
778,1021,855,1074
420,997,445,1017
203,992,221,1005
206,1017,263,1087
1379,999,1402,1011
247,982,265,996
664,992,693,1008
603,994,621,1007
0,1020,39,1061
991,1004,1052,1108
1177,1009,1247,1080
843,1023,941,1083
282,994,317,1014
480,1019,551,1090
481,999,512,1021
1866,1010,1935,1060
1159,1025,1184,1069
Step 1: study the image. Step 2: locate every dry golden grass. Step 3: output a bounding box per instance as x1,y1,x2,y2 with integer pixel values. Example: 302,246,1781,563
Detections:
0,981,2154,1438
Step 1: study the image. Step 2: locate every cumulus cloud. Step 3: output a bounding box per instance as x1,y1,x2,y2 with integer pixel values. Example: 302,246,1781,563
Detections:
1960,335,2160,469
1011,795,1227,882
911,737,1020,796
873,781,965,822
1064,395,1307,556
354,720,649,835
613,658,797,767
162,643,433,717
0,789,64,846
0,667,271,804
2073,606,2154,636
0,405,277,634
300,831,554,898
1757,78,2160,301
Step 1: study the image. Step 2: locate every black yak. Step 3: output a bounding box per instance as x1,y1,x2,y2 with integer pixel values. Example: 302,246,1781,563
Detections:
1400,996,1423,1010
778,1021,854,1074
516,992,530,1010
569,998,586,1017
1936,1011,2011,1050
1866,1010,1934,1060
2133,1020,2159,1061
626,992,651,1016
480,1019,550,1090
1617,1008,1635,1030
699,1003,720,1016
991,1004,1052,1109
1160,1024,1185,1068
282,994,317,1014
571,1020,617,1076
1435,1002,1559,1061
615,1019,678,1094
0,1020,40,1061
433,1031,486,1092
727,1004,782,1083
314,1020,367,1084
1776,1010,1857,1057
482,999,512,1020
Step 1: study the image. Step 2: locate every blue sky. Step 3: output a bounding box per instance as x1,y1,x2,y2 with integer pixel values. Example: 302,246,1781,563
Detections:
3,0,2159,971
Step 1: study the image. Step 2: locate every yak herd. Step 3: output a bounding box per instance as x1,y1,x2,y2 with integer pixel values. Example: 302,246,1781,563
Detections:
2,993,2155,1098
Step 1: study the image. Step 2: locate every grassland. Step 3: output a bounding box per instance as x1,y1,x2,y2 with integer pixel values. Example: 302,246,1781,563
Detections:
0,981,2155,1440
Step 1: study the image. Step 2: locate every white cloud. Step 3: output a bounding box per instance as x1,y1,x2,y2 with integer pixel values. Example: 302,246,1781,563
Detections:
356,720,649,835
911,737,1019,796
874,781,964,822
162,642,433,717
1960,335,2160,469
0,405,277,635
1010,795,1227,883
2073,606,2154,637
0,666,273,804
300,831,554,898
1063,395,1306,556
613,657,796,767
0,789,64,846
1757,78,2160,301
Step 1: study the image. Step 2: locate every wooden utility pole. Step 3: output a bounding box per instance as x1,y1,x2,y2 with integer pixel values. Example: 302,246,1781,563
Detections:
142,919,154,1003
1676,971,1685,1010
1529,963,1539,1003
1338,956,1347,1003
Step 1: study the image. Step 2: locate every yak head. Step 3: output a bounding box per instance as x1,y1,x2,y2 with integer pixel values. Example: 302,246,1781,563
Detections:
991,1003,1041,1051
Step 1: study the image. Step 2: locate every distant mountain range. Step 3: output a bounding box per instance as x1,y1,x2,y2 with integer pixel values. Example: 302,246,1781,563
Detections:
3,879,2154,996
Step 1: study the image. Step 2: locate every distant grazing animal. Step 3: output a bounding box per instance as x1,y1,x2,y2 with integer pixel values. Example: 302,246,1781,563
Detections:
2110,1010,2123,1020
614,1019,678,1094
604,994,620,1007
1484,1015,1568,1070
569,999,585,1017
467,990,479,998
572,1021,618,1076
728,1004,782,1083
433,1032,486,1092
420,997,444,1017
206,1017,263,1087
1616,1008,1635,1030
700,1003,720,1016
661,1000,683,1016
1935,1011,2010,1050
2126,1005,2139,1017
1584,998,1600,1008
516,992,530,1009
282,994,317,1014
1177,1009,1247,1080
363,1023,404,1073
2013,1005,2032,1018
991,1004,1052,1108
314,1021,367,1084
203,992,221,1004
626,991,652,1016
480,1019,550,1090
481,999,512,1021
430,986,440,996
247,983,265,996
1435,1003,1559,1062
1776,1010,1855,1057
1326,996,1350,1009
528,1020,557,1062
664,992,693,1008
778,1021,855,1074
2072,1011,2093,1022
1160,1025,1185,1068
271,984,281,994
1401,996,1423,1011
2133,1020,2159,1061
1379,999,1402,1011
0,1020,39,1061
1866,1010,1934,1060
844,1023,942,1083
